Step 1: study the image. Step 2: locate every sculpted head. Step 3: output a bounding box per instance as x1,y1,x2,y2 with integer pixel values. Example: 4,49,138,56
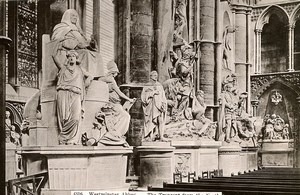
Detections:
5,111,10,119
224,82,233,92
265,123,274,132
107,61,119,77
66,50,79,65
150,71,158,82
61,9,80,26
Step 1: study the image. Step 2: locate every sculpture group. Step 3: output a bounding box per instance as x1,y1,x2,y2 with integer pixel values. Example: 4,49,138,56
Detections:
260,114,290,140
49,9,258,146
19,8,292,148
49,9,133,146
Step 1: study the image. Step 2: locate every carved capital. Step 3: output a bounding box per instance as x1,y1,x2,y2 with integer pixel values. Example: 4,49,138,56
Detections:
0,36,12,53
288,24,295,30
296,96,300,104
251,99,259,107
254,29,262,35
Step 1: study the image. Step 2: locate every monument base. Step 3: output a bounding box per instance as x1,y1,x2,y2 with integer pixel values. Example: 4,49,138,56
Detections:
171,140,222,180
259,139,294,167
6,143,17,181
240,147,259,172
20,146,132,191
137,143,175,188
218,144,242,176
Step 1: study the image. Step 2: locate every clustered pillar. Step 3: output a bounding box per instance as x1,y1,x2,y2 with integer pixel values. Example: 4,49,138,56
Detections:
199,0,215,120
130,0,154,83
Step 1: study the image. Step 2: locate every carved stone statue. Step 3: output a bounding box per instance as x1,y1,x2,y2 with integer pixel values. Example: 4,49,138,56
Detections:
222,26,235,70
173,0,188,45
141,71,168,142
217,74,257,146
193,90,212,135
6,110,21,145
51,9,105,78
163,45,216,140
5,111,12,143
53,50,93,145
217,76,236,143
83,105,130,147
105,61,135,142
169,44,195,80
82,61,134,147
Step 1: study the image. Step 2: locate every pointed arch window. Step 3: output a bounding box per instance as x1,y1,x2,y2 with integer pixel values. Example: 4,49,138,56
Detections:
294,21,300,71
8,0,38,88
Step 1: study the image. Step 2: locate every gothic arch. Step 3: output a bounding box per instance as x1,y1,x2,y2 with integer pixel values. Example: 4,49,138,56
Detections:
290,4,300,27
252,78,300,100
255,5,290,31
6,102,23,133
223,11,231,27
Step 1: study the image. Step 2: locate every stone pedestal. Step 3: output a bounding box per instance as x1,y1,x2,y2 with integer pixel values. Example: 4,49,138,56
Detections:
240,147,258,172
137,144,175,188
20,146,132,194
218,145,242,176
259,139,294,167
171,140,222,181
81,80,109,133
29,121,48,146
6,143,17,181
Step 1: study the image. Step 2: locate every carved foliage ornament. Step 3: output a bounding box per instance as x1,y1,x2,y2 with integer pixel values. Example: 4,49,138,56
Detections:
250,72,300,100
175,153,191,177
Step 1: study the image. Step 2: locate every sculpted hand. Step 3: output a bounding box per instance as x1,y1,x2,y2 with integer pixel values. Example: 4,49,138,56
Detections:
77,42,88,49
129,98,135,103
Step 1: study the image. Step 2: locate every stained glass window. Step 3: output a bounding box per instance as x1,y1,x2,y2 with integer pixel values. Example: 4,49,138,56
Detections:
16,0,38,88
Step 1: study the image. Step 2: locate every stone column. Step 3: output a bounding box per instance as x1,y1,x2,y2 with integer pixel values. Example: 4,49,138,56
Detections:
130,0,154,83
93,0,101,47
254,29,262,74
200,0,215,120
233,6,247,93
215,0,222,110
246,10,252,113
154,0,163,72
296,96,300,167
251,99,259,117
218,145,242,176
0,36,12,194
288,25,295,72
137,145,175,188
117,0,155,177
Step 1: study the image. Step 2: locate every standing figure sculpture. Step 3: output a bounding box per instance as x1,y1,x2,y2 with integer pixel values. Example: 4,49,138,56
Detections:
53,50,93,145
222,26,235,70
141,71,168,141
51,9,105,78
218,79,235,143
173,0,188,45
217,74,257,145
5,111,12,143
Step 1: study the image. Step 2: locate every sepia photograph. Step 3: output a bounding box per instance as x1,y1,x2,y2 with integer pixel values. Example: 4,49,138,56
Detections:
0,0,300,194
